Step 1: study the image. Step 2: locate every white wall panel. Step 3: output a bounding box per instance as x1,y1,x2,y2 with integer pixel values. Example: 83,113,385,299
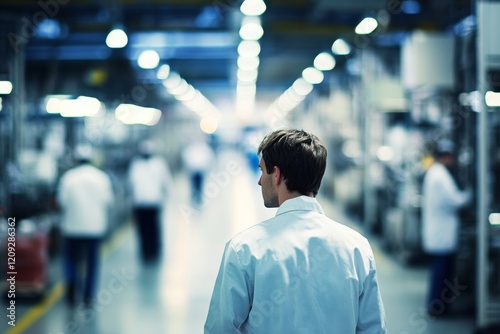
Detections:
401,32,455,89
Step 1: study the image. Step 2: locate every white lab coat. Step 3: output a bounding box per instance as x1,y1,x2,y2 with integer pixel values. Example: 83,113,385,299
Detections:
128,156,171,207
57,164,114,237
422,162,470,254
205,196,387,334
182,142,214,173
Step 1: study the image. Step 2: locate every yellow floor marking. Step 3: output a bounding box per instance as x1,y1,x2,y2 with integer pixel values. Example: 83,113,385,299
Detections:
3,223,133,334
4,283,64,334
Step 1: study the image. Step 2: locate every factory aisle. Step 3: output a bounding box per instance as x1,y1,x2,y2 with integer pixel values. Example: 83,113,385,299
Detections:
2,150,476,334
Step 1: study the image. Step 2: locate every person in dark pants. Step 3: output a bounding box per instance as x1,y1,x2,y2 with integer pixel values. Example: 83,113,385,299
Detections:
422,140,470,316
133,207,161,261
57,145,114,306
191,172,204,205
63,239,100,305
128,141,171,262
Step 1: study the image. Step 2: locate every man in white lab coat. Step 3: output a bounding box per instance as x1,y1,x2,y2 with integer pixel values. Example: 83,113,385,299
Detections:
181,139,214,206
422,139,470,316
57,145,114,306
128,140,171,262
205,129,387,333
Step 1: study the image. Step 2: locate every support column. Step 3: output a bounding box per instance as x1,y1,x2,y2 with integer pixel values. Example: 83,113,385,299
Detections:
9,22,25,166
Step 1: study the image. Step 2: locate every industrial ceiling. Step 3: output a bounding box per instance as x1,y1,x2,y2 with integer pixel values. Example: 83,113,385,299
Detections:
0,0,472,107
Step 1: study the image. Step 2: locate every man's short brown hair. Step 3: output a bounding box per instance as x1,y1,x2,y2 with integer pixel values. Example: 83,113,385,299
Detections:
258,129,327,196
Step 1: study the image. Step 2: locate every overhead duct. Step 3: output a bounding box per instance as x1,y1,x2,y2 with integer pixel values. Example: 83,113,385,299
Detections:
310,0,387,12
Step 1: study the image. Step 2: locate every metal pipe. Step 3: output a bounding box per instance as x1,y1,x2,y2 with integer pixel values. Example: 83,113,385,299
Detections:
476,0,488,326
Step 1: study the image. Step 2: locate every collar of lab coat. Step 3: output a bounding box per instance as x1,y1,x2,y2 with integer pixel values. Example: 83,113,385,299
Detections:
275,195,325,217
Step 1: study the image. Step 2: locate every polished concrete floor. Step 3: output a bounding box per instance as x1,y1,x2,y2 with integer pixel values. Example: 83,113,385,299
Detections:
2,150,477,334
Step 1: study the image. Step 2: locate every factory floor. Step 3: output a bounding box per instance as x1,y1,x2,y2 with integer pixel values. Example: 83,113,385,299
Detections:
1,150,476,334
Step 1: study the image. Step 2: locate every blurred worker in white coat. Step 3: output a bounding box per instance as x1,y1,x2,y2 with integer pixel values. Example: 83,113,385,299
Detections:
57,145,114,306
128,140,171,263
422,139,471,317
182,138,214,206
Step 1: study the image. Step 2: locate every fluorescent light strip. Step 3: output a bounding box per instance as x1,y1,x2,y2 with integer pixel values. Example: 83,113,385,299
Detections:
45,95,103,117
489,213,500,225
355,17,378,35
0,81,13,95
162,72,220,119
115,103,161,126
240,0,266,16
485,91,500,107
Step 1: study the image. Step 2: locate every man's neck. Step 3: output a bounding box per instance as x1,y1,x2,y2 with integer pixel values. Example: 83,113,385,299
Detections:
278,191,313,206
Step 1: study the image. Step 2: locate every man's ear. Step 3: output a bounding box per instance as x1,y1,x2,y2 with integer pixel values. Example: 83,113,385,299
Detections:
273,166,283,185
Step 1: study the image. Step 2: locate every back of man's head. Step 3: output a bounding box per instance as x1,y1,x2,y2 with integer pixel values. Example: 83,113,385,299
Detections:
435,139,455,157
138,140,155,158
74,145,93,164
434,139,456,168
258,129,327,196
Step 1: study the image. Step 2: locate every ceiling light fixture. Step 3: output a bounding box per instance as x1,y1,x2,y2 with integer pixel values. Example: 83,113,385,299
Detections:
237,41,261,57
167,79,189,96
137,50,160,69
239,22,264,40
485,91,500,107
59,96,103,117
490,213,500,225
355,17,378,35
292,78,314,96
176,85,197,101
331,39,351,55
157,64,171,79
162,72,182,89
0,81,13,95
302,67,324,84
237,69,259,83
200,116,219,134
237,56,260,70
106,28,128,48
240,0,266,16
115,104,161,126
314,52,336,71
